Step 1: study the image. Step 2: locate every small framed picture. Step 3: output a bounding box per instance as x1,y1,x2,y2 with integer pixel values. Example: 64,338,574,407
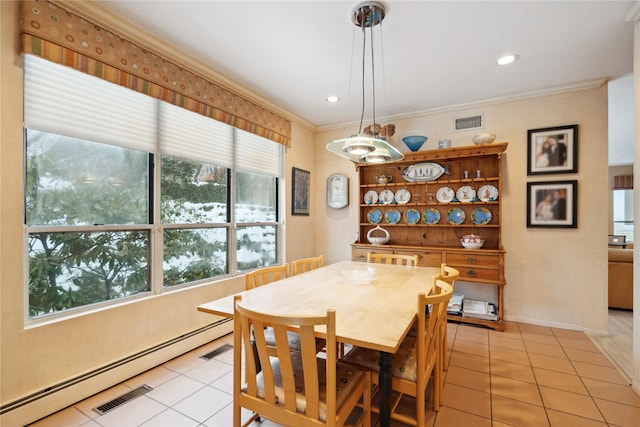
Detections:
526,180,577,228
527,124,578,175
292,167,310,216
326,173,349,209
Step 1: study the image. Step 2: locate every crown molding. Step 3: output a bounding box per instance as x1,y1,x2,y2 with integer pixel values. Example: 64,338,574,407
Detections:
316,78,608,133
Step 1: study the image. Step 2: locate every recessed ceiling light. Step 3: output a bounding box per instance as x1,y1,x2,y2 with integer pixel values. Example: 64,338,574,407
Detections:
497,54,519,65
326,95,340,103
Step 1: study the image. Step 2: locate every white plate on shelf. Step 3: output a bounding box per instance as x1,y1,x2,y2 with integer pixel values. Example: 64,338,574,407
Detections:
379,189,395,204
364,190,379,204
478,184,499,202
456,186,476,203
436,186,455,203
395,189,411,204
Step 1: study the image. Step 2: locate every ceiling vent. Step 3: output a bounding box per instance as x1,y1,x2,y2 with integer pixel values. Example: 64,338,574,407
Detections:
454,114,483,131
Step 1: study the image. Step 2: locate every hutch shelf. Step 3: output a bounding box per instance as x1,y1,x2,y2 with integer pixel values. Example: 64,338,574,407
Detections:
352,142,508,331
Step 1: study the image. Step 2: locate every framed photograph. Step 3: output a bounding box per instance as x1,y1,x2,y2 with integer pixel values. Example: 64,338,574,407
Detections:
326,173,349,209
292,167,310,215
527,124,578,175
526,180,577,228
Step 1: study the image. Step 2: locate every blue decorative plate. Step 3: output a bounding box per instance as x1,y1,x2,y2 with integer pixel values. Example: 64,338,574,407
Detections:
367,208,383,224
385,208,401,224
404,208,421,224
423,208,441,224
446,208,466,225
471,207,492,225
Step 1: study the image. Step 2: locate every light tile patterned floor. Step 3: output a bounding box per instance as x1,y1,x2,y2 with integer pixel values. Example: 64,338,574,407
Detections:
29,321,640,427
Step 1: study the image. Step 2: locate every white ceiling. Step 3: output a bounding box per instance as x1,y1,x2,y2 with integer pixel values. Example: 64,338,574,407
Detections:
95,0,636,162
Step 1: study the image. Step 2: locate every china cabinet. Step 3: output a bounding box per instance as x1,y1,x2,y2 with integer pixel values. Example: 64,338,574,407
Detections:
352,142,508,330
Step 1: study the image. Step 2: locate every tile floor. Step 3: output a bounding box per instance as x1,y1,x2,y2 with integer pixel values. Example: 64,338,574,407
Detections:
29,321,640,427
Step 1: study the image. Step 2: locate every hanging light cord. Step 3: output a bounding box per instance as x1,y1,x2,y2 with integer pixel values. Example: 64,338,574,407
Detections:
369,18,377,136
357,15,366,135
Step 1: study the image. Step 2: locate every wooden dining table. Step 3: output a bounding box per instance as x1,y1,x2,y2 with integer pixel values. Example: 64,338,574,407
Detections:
197,260,440,427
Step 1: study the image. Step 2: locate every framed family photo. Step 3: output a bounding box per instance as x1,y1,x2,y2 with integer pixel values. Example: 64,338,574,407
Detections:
292,167,310,215
527,124,578,175
526,180,577,228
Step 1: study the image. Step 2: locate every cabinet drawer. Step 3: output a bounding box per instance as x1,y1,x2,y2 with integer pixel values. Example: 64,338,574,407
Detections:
454,266,500,282
396,250,442,267
446,252,500,269
352,247,393,262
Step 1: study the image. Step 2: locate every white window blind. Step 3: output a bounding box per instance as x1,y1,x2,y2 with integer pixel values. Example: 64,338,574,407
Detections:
159,102,233,167
235,128,283,176
23,54,158,153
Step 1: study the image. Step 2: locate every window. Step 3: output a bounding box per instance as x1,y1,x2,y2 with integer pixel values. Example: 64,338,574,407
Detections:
24,55,283,318
613,189,634,242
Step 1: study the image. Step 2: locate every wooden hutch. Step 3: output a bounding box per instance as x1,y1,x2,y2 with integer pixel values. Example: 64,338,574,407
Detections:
352,142,508,331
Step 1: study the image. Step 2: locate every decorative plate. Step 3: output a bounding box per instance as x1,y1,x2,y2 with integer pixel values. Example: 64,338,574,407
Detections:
364,190,379,205
404,208,421,224
423,208,441,224
401,162,447,182
478,184,499,202
379,189,395,204
395,189,411,204
367,208,383,224
446,207,466,225
385,208,401,224
471,207,492,225
436,186,455,203
456,185,477,203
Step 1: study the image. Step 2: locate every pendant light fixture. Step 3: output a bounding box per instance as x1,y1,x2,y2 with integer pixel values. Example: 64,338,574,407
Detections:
326,1,404,164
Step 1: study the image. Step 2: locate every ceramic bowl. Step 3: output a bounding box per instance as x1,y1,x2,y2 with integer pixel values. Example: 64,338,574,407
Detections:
460,234,484,249
402,135,428,152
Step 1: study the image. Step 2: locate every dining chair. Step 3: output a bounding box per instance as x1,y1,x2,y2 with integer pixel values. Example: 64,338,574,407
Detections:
245,263,325,356
233,295,372,427
343,278,454,426
439,264,459,372
291,255,325,275
366,252,418,266
245,264,289,290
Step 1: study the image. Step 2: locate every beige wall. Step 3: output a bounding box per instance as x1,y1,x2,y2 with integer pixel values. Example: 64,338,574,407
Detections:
0,1,316,425
315,87,610,333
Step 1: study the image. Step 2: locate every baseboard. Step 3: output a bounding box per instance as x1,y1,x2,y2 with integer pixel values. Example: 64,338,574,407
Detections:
0,319,232,426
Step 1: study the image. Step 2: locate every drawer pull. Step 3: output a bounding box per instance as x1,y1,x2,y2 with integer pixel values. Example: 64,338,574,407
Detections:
467,270,478,277
467,257,477,263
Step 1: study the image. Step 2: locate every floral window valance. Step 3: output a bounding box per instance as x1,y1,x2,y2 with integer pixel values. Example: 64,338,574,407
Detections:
19,0,291,147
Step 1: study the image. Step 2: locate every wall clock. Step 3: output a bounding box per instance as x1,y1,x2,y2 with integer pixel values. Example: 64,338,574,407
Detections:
327,173,349,209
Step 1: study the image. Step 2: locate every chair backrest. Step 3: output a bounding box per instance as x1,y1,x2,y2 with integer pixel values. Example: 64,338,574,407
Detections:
416,278,453,381
440,263,460,287
233,295,338,425
245,264,289,290
367,253,418,266
291,255,325,275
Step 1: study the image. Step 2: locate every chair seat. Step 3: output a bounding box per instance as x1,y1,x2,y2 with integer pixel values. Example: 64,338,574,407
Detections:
263,327,302,351
343,336,418,382
251,354,366,421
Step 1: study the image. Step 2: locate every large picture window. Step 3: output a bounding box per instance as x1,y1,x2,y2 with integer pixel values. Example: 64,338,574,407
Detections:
24,55,283,318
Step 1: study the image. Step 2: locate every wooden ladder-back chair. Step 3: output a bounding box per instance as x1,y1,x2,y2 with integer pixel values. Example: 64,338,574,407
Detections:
366,253,418,266
291,255,325,275
344,278,454,426
233,295,372,427
438,264,459,373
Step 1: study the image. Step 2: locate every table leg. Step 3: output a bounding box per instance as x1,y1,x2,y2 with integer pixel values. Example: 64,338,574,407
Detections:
378,351,392,427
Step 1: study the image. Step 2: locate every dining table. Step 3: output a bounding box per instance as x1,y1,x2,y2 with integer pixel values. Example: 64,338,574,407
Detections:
197,260,440,427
